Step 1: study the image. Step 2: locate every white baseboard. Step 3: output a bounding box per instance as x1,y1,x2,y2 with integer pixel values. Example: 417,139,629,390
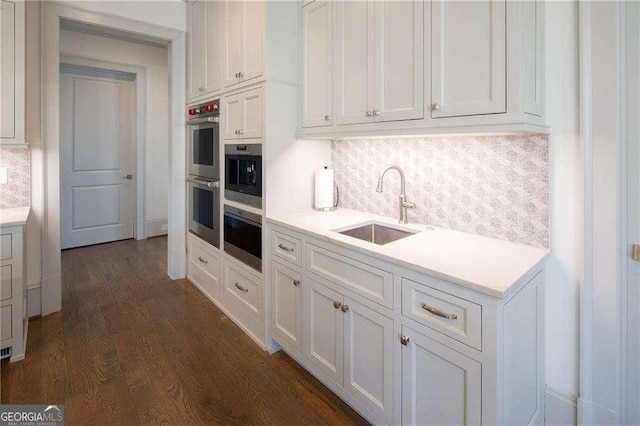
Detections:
146,218,168,238
545,385,578,425
27,285,42,318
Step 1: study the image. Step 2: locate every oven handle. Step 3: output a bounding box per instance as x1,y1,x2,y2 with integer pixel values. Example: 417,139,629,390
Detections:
187,177,220,188
187,116,220,125
224,211,262,228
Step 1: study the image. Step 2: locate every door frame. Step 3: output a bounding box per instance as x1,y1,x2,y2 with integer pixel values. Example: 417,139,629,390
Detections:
59,56,147,242
40,3,187,315
579,1,630,423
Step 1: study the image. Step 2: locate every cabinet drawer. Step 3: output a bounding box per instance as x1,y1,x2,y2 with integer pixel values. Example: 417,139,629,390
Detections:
401,278,482,350
306,243,393,309
271,230,302,268
224,260,263,320
1,265,11,301
188,238,219,280
0,234,11,260
1,305,11,341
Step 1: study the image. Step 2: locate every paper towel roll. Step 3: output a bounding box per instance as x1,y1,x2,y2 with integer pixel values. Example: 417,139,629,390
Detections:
315,167,335,210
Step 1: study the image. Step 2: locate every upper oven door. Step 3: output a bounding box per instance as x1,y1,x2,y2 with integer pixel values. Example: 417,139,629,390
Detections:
188,119,220,180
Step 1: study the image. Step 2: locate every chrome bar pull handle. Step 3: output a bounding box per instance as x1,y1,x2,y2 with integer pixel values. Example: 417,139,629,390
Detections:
633,244,640,261
421,303,458,320
278,243,294,252
234,282,249,293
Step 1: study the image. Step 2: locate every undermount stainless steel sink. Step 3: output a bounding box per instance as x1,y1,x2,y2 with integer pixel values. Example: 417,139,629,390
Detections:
336,222,419,245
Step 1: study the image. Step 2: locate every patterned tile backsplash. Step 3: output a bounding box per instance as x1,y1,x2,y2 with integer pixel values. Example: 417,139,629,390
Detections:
332,135,549,248
0,148,31,208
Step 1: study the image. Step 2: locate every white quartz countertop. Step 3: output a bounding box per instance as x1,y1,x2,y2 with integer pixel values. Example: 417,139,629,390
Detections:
267,208,549,299
0,206,30,227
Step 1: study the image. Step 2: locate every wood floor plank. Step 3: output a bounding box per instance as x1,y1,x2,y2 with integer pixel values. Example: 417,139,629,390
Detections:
0,237,367,425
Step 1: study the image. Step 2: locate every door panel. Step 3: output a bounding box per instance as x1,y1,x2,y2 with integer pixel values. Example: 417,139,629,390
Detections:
302,0,333,128
374,0,424,122
1,0,15,138
206,0,224,93
224,0,243,87
402,326,482,425
60,70,135,249
335,0,374,125
303,277,343,385
241,87,263,139
271,261,302,353
243,0,264,82
188,0,206,98
223,93,242,140
343,298,394,423
431,0,506,118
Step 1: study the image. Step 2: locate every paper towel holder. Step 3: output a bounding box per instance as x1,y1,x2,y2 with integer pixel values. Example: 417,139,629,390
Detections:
314,186,339,212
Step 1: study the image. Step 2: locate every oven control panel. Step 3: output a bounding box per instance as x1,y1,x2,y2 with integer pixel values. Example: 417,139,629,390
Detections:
188,100,219,119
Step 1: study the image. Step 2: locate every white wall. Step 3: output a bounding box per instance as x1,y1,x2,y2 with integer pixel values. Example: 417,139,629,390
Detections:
544,1,581,423
60,29,170,236
57,0,186,32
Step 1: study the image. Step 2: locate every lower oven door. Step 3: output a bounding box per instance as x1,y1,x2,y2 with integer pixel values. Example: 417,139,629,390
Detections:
188,178,220,248
223,205,262,272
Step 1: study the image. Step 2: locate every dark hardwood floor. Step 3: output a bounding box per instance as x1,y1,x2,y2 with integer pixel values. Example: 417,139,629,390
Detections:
1,237,367,425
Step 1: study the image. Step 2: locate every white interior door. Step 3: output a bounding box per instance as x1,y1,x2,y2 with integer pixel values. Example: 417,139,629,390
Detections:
60,67,135,249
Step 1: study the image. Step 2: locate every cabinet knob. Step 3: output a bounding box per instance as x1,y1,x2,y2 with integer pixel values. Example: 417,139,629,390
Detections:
235,130,239,135
401,335,410,346
341,304,349,313
239,129,244,135
430,102,441,111
372,110,380,116
238,71,244,78
324,115,332,121
293,279,300,286
333,301,342,309
235,72,239,78
365,111,372,117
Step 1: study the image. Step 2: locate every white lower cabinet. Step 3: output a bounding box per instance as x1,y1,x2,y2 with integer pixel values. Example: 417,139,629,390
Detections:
401,325,482,425
268,224,546,426
271,261,302,353
301,276,395,423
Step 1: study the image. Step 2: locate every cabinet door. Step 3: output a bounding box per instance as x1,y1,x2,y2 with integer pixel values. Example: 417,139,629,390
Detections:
343,298,394,424
431,0,506,118
335,0,374,125
401,326,482,425
303,278,344,385
223,93,242,140
271,262,302,353
205,0,224,94
242,0,264,82
302,0,333,128
187,0,206,99
1,0,16,139
224,0,243,87
374,0,423,122
241,87,263,139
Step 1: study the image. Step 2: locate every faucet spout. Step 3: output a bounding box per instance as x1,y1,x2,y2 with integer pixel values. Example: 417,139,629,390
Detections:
375,164,415,224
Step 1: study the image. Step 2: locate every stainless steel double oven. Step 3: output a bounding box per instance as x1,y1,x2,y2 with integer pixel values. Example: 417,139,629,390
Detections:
187,100,220,247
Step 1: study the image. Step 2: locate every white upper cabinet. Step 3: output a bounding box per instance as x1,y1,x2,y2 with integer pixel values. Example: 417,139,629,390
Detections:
374,0,424,122
187,0,206,99
223,87,263,140
1,0,25,146
431,0,506,118
299,0,546,137
301,0,333,128
334,0,424,125
335,0,374,125
206,0,225,94
224,0,264,88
